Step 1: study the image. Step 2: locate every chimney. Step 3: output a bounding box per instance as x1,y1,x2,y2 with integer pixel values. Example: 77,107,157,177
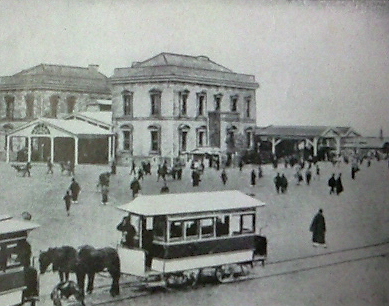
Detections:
88,64,99,72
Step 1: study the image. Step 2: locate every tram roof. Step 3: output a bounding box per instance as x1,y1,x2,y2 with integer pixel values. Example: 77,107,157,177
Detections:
117,190,265,217
0,217,40,235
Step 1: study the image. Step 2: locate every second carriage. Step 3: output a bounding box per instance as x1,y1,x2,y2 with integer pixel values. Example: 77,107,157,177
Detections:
116,190,267,286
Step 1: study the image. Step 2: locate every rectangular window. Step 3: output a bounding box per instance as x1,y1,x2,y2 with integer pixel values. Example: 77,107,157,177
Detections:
123,131,131,151
123,93,133,116
0,241,24,270
180,131,188,152
198,131,205,147
153,216,166,242
179,92,188,116
245,131,252,148
230,96,238,112
216,215,230,237
184,220,198,240
200,218,214,238
5,98,14,120
197,94,205,116
214,95,221,111
245,98,251,118
170,221,183,241
150,92,161,116
151,130,159,152
231,214,255,235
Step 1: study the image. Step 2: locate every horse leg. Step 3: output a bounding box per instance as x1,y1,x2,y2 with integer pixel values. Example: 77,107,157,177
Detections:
76,272,86,297
108,269,121,297
59,271,64,283
86,273,95,294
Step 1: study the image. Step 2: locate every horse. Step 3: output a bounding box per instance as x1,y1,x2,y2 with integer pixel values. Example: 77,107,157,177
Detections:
76,245,120,297
39,246,78,283
50,280,85,306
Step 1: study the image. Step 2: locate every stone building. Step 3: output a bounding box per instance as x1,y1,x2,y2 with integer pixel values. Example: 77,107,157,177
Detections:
110,53,259,164
0,63,110,122
0,64,111,162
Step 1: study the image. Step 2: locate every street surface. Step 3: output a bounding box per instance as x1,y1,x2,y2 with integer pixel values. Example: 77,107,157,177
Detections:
1,159,388,305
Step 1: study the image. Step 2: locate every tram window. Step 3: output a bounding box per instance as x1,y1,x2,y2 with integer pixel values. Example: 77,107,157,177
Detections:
153,216,166,241
0,242,22,270
200,218,214,238
185,220,198,239
170,221,183,240
241,214,255,233
231,215,241,235
216,216,229,237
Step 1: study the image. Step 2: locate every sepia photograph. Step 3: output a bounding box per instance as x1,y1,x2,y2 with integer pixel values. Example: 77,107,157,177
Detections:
0,0,388,305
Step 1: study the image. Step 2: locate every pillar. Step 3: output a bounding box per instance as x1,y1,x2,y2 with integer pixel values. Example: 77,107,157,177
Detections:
335,136,341,156
6,135,10,163
74,137,79,165
50,137,54,163
27,137,32,162
313,137,318,157
271,137,282,155
108,136,112,163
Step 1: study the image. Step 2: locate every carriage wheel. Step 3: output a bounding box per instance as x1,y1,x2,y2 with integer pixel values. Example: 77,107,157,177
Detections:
215,265,234,283
165,272,189,287
239,262,253,276
184,269,200,287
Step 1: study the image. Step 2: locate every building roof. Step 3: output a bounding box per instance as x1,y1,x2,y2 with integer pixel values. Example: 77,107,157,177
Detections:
112,53,259,89
255,125,359,139
343,137,388,149
0,217,40,235
0,64,111,94
64,111,113,128
9,118,113,137
117,190,265,217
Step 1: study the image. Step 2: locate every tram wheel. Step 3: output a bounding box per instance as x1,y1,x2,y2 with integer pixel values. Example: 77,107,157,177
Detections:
215,265,234,283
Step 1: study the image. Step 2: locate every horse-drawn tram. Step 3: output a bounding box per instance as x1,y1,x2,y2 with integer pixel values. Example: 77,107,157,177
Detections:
0,215,39,306
116,190,267,287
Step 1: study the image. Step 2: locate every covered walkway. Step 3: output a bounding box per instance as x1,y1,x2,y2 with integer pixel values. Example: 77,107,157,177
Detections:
6,118,114,165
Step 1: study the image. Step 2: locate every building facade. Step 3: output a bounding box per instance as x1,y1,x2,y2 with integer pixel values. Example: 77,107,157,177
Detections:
110,53,259,164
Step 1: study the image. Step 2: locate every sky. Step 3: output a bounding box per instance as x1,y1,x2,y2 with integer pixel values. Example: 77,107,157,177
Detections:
0,0,388,137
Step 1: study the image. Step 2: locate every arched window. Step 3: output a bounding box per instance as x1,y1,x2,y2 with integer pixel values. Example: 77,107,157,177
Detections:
230,94,239,112
25,94,34,118
120,124,133,152
122,90,133,116
196,125,207,147
178,124,190,153
148,124,161,154
149,89,162,116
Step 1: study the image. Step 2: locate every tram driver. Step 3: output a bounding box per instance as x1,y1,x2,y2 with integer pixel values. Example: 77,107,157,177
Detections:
117,214,137,248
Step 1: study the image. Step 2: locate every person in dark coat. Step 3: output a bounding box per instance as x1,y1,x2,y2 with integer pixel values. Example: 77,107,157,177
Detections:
336,173,344,195
310,209,326,247
220,169,228,185
117,215,136,248
130,177,141,198
328,173,336,194
258,165,263,179
160,183,170,194
63,190,72,216
305,168,312,185
250,169,256,186
101,185,109,205
280,174,288,193
273,173,282,193
23,162,32,177
130,160,136,175
239,160,244,171
69,178,81,203
191,170,200,187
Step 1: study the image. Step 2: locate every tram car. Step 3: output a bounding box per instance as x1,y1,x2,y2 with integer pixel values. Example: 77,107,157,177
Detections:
116,190,267,286
0,215,40,306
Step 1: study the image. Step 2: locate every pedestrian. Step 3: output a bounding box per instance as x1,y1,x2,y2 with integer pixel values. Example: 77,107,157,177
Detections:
295,167,303,185
101,185,109,205
111,160,116,175
273,173,281,193
130,160,136,175
239,160,244,171
130,177,141,198
67,160,75,176
23,162,32,177
309,209,327,247
280,174,288,193
316,164,320,180
116,214,136,247
69,178,81,203
336,173,344,195
221,169,228,185
46,158,53,174
138,168,144,181
305,168,312,185
328,173,336,194
63,190,72,216
250,169,256,186
258,165,263,179
191,170,200,187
